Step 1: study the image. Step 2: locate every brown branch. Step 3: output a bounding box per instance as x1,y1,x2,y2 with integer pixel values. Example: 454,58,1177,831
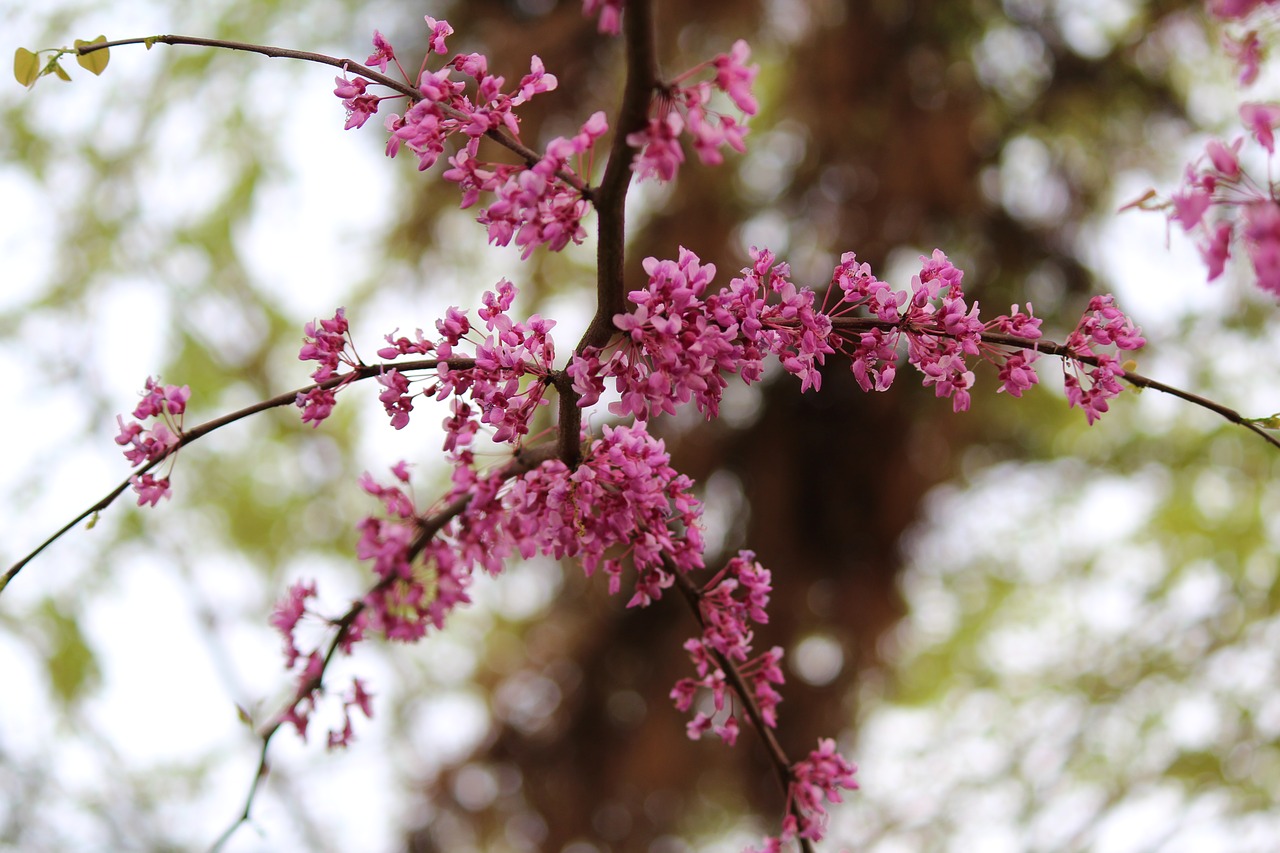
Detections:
558,0,660,469
1,357,474,594
579,0,657,353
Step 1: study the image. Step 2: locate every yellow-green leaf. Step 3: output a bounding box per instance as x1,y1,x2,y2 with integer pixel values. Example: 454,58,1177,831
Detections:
74,36,109,75
14,47,39,87
49,60,71,82
1247,413,1280,430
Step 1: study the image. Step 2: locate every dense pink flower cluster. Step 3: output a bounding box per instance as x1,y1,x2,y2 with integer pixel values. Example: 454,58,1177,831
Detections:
341,423,703,658
576,245,1139,424
114,376,189,506
627,40,757,183
671,551,783,745
569,246,837,420
336,18,603,258
1166,106,1280,297
376,279,558,446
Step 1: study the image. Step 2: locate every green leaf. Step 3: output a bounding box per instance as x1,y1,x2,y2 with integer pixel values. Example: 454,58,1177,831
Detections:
38,598,101,707
74,37,110,76
48,60,71,82
144,36,158,50
14,47,39,87
1247,413,1280,430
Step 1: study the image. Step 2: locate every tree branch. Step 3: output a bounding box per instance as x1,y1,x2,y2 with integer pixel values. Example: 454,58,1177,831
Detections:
76,36,589,194
209,443,558,851
1,357,474,594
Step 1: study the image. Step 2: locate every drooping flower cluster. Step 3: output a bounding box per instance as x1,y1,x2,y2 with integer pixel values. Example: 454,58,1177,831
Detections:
335,18,605,258
296,307,359,426
751,738,860,850
114,376,189,506
627,40,757,184
1163,105,1280,297
1062,294,1146,424
671,551,782,746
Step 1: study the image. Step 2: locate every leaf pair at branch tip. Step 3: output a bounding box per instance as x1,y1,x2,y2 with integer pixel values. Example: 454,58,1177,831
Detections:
13,37,109,89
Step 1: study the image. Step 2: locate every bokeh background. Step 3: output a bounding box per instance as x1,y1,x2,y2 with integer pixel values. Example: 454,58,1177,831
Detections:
3,1,1280,850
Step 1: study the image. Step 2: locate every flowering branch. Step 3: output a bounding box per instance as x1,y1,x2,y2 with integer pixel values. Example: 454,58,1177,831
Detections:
827,319,1280,450
673,570,818,853
73,36,579,188
0,357,470,594
211,443,559,851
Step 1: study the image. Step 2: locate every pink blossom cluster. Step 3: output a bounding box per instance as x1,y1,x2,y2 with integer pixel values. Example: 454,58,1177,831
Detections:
270,579,375,747
583,0,625,35
574,245,1139,424
268,425,704,738
568,246,838,420
296,307,358,426
1167,106,1280,297
313,423,702,662
449,111,608,258
1207,0,1278,84
1062,295,1146,424
376,279,558,447
828,249,1144,419
671,551,783,745
627,40,757,183
336,18,604,258
114,376,189,506
751,738,860,850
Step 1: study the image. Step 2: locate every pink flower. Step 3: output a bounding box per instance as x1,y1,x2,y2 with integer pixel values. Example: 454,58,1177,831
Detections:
1224,30,1264,86
130,473,171,507
628,113,686,183
365,30,395,74
1241,102,1280,153
582,0,625,35
712,40,759,115
424,15,454,55
1244,201,1280,295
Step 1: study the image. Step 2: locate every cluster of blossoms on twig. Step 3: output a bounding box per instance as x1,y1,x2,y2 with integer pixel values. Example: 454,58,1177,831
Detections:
628,39,758,183
1160,105,1280,297
335,16,599,258
113,377,188,506
569,244,1143,424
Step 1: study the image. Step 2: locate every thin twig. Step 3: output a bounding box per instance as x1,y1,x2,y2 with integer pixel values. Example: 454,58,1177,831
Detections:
1,357,473,593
